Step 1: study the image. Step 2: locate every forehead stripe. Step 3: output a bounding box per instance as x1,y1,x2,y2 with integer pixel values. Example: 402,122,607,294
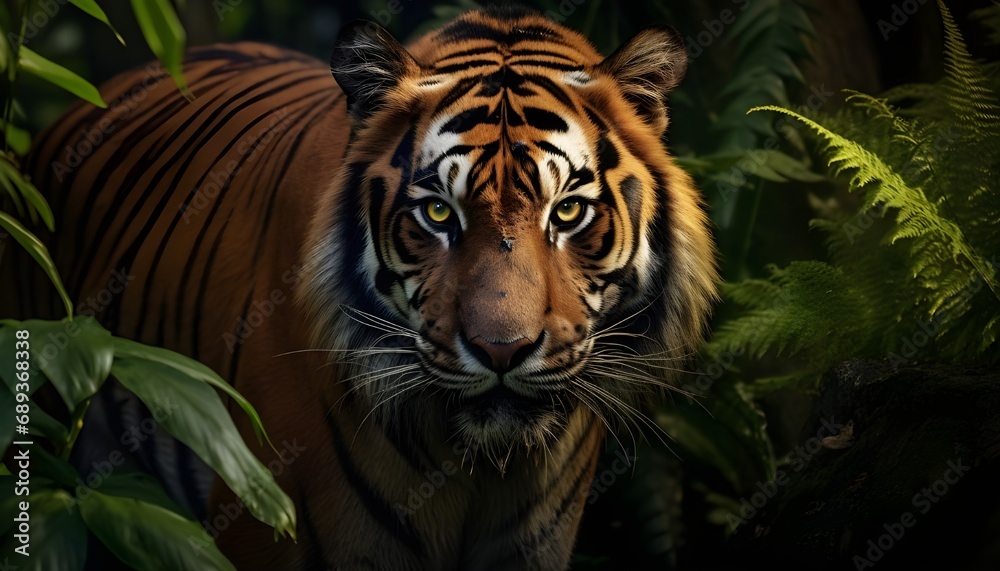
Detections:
434,60,499,75
521,74,575,108
523,107,568,132
434,76,481,114
439,105,495,135
507,60,584,72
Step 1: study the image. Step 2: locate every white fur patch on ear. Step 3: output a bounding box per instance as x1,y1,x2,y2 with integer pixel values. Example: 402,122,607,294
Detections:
414,74,455,90
563,70,592,86
596,25,688,132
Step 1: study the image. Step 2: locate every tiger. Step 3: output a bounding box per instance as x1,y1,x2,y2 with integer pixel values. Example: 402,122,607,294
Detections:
3,5,717,570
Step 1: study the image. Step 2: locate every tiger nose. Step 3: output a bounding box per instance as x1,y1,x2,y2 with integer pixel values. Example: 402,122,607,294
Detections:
466,336,535,373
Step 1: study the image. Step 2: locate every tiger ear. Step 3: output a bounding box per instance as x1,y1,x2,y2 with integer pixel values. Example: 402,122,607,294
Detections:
597,25,688,133
331,20,419,122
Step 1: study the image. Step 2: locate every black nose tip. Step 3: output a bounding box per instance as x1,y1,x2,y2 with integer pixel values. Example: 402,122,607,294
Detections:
463,335,539,373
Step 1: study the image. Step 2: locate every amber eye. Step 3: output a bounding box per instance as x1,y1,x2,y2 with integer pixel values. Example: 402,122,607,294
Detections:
552,199,584,226
424,200,453,224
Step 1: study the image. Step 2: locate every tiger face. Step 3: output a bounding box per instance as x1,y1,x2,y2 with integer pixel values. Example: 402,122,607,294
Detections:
303,8,717,460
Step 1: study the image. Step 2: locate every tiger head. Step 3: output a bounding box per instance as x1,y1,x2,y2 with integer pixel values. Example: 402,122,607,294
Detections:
303,7,717,462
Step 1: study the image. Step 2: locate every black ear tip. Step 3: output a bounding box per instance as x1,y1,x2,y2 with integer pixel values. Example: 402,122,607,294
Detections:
335,18,383,41
330,19,389,67
646,24,686,53
329,19,415,122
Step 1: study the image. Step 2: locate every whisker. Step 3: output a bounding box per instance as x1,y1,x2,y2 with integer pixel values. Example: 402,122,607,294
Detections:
587,298,657,340
570,378,631,457
577,379,677,456
339,305,418,337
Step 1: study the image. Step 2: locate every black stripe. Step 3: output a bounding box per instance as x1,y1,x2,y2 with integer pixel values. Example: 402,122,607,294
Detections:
130,88,233,337
520,423,596,551
172,84,332,346
512,156,542,200
226,287,254,382
425,145,477,174
100,68,325,274
69,92,195,297
509,48,576,61
620,174,643,247
583,106,608,132
467,141,500,200
436,45,500,62
434,76,481,114
384,421,435,476
434,60,499,75
524,75,575,110
299,493,332,570
535,140,573,166
523,107,568,132
327,415,425,557
438,105,493,135
510,60,583,72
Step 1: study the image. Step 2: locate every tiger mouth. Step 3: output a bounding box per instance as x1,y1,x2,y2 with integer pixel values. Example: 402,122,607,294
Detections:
460,385,552,409
448,383,568,451
450,384,568,436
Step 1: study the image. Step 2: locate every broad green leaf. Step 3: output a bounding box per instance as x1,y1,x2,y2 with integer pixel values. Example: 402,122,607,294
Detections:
34,444,80,488
27,397,69,441
0,153,55,230
79,490,235,571
0,489,87,571
0,165,27,217
2,119,31,156
113,337,270,446
95,472,194,519
762,150,827,183
130,0,192,99
111,355,296,539
0,318,113,411
68,0,125,45
0,20,10,73
18,47,106,108
0,210,72,318
680,150,826,185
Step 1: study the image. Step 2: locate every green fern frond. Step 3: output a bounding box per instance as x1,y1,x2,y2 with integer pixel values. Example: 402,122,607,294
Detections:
843,91,922,147
720,276,786,308
713,0,815,150
970,2,1000,46
749,105,999,304
938,0,1000,132
709,262,871,365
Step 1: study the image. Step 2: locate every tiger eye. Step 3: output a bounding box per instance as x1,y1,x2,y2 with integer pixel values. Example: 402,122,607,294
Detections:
425,201,452,223
554,199,583,223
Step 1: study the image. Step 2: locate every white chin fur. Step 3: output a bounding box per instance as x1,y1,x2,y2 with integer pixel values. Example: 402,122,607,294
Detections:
452,404,565,474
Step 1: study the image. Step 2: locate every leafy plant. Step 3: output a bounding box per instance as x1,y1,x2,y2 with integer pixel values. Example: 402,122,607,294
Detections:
0,318,296,570
710,0,999,393
1,1,295,569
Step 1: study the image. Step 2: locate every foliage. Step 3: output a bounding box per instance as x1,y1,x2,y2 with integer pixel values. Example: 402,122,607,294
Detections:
0,318,297,570
1,2,295,569
710,0,1000,395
